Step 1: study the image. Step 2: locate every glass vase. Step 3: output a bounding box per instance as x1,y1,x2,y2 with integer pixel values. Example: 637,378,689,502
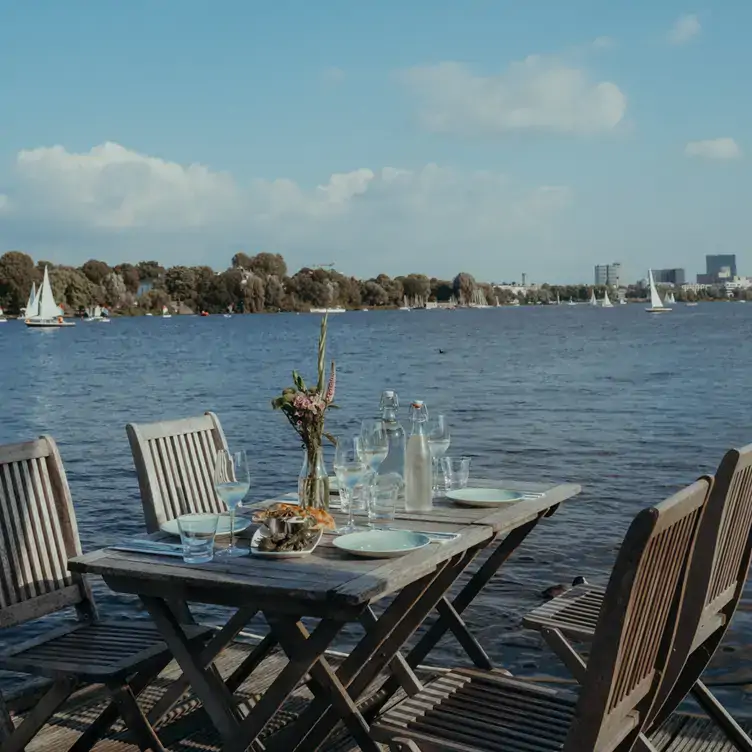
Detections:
298,446,330,511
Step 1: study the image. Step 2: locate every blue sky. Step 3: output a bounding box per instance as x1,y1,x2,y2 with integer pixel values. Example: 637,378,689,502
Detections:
0,0,749,283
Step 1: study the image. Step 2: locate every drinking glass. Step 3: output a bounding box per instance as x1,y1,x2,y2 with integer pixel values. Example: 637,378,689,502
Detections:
334,438,368,534
359,419,389,474
213,449,250,559
441,456,471,490
368,473,400,528
427,414,451,493
177,513,219,564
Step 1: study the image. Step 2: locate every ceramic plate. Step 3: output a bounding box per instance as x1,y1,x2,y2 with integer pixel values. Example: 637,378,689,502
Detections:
160,514,251,538
250,526,323,558
446,488,524,508
332,530,431,559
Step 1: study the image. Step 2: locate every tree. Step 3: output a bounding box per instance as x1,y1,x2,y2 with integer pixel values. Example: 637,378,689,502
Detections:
264,275,285,309
138,288,170,312
81,259,111,285
361,280,389,307
231,252,253,270
453,272,477,305
400,274,431,300
249,252,287,278
102,272,127,308
136,260,164,281
375,274,404,306
0,251,36,313
50,267,96,310
430,278,453,302
115,263,140,293
165,266,197,306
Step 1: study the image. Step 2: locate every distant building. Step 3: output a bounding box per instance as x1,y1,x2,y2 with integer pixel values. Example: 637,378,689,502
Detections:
594,262,621,287
136,280,154,297
653,268,686,286
698,254,737,284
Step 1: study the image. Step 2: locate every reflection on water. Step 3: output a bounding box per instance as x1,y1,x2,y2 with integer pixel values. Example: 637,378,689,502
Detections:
1,305,751,706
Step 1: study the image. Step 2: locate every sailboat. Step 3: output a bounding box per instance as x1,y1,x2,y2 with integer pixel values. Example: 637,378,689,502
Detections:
567,298,577,306
0,305,6,322
24,283,37,318
601,290,614,308
556,293,561,305
619,296,627,305
590,290,598,306
666,292,676,305
646,269,671,313
161,305,172,319
25,267,75,327
85,304,110,322
399,295,411,311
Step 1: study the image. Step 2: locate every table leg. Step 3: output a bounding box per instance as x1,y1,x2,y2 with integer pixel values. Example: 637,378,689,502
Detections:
141,596,245,739
226,618,346,752
290,549,484,751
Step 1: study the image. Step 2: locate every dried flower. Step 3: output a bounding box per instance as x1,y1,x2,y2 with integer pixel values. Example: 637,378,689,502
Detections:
325,362,336,404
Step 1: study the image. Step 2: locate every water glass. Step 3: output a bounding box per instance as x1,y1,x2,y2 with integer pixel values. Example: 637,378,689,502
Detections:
334,438,368,534
368,474,400,528
177,513,219,564
427,414,451,493
441,456,471,490
359,419,389,473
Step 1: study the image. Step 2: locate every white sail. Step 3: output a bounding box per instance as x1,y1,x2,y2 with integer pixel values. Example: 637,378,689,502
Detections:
25,283,38,317
602,290,613,308
590,290,597,306
31,267,63,320
648,270,665,308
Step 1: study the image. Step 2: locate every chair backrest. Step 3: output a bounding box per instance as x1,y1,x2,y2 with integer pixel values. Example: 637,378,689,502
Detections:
0,436,95,629
647,443,752,730
126,412,229,532
564,477,712,752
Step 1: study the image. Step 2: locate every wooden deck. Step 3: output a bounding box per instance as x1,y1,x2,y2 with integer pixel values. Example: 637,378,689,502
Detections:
10,637,750,752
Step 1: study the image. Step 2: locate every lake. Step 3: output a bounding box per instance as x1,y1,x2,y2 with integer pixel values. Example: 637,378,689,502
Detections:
2,303,752,708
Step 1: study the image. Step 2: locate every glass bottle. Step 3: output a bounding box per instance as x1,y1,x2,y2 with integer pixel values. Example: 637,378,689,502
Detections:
298,446,330,511
378,390,406,486
404,400,432,512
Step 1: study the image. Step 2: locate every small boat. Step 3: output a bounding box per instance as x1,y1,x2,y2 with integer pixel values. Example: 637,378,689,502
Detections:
223,313,232,318
85,305,110,322
555,293,561,305
601,290,614,308
590,290,598,306
645,269,671,313
666,292,676,305
0,306,6,323
161,305,172,319
200,311,209,317
567,298,577,306
619,297,627,305
686,301,699,307
399,295,411,311
25,267,75,327
145,313,153,317
310,307,346,314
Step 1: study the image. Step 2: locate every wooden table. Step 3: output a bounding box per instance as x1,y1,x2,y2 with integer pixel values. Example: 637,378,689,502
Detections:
68,479,579,752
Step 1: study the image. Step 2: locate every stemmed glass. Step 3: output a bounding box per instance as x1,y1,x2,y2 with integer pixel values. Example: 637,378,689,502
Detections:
213,449,250,558
359,419,389,475
333,438,368,535
427,414,451,493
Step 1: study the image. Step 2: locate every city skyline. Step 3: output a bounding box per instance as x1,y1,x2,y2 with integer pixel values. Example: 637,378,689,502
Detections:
0,1,750,281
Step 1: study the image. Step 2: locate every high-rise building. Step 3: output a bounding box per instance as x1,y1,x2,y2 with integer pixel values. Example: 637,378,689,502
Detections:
594,262,621,287
653,268,686,286
697,254,737,284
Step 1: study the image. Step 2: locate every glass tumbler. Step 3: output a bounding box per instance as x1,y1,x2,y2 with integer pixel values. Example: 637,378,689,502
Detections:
368,473,401,528
177,513,220,564
441,456,471,490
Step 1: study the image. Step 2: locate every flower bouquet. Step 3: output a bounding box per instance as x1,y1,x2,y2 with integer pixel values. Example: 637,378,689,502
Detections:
272,314,337,510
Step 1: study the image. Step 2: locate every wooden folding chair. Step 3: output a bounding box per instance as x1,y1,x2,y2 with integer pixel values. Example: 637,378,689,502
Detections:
372,477,712,752
127,413,278,709
0,435,210,752
524,445,752,749
126,411,230,533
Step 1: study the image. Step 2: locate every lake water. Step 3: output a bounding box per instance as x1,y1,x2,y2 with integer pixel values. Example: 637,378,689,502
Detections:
2,304,752,709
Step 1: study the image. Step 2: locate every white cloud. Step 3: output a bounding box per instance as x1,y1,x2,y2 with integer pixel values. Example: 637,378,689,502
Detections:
320,66,345,85
667,14,701,45
1,142,573,278
685,137,742,160
401,56,626,136
592,36,616,50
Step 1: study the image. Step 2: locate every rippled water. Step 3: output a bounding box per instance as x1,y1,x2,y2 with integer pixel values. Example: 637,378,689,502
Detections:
2,305,752,707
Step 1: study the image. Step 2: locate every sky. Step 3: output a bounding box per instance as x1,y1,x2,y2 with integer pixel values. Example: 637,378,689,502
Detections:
0,0,749,284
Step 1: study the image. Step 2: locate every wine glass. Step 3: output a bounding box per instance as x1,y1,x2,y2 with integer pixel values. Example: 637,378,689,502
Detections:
426,414,451,493
333,438,368,534
213,449,250,558
359,419,389,474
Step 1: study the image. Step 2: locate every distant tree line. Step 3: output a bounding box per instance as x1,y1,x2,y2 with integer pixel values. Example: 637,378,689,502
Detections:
0,250,746,315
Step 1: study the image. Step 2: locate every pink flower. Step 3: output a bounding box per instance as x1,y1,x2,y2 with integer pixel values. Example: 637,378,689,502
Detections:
293,394,314,412
325,364,336,404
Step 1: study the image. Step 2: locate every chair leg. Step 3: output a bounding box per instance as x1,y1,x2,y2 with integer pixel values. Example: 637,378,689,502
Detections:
69,655,172,752
0,691,14,741
691,680,752,751
2,677,77,752
107,682,166,752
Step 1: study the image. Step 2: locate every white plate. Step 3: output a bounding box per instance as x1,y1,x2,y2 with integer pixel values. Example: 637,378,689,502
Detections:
250,526,323,558
446,488,525,508
160,514,251,538
332,530,431,558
